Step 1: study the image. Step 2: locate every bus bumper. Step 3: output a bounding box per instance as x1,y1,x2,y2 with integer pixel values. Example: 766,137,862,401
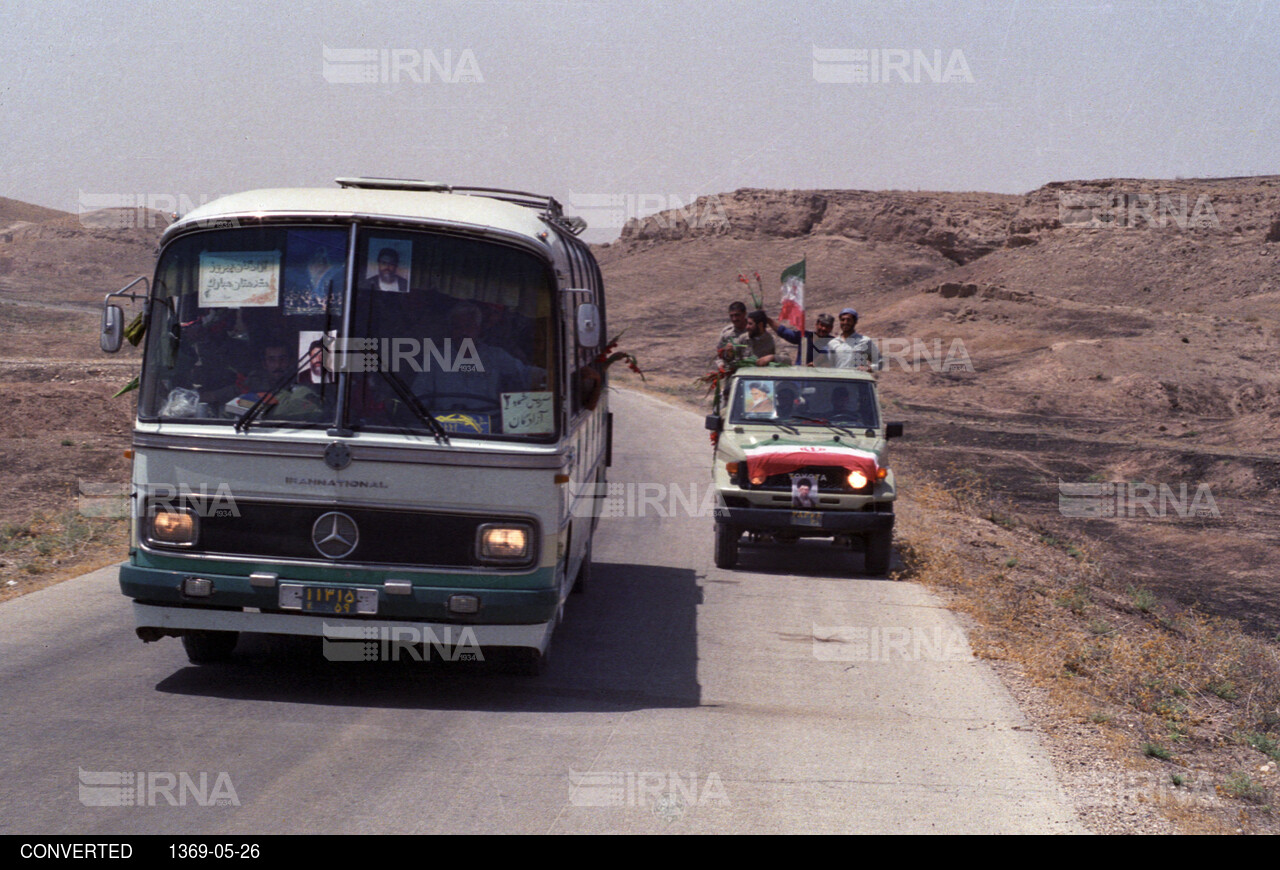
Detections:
131,602,555,653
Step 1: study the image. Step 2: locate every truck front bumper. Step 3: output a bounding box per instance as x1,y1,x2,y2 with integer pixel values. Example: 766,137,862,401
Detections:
716,506,893,534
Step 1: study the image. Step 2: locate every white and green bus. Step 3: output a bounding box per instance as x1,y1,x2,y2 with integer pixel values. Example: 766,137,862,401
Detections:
100,179,610,673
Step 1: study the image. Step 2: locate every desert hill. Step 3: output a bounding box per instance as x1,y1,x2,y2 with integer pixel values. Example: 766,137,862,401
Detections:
0,203,170,306
0,196,71,226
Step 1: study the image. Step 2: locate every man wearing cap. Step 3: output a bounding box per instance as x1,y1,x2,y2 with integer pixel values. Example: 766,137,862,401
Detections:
767,311,835,366
827,308,881,372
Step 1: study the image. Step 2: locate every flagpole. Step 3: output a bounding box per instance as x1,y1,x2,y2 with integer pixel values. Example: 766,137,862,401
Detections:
800,254,807,365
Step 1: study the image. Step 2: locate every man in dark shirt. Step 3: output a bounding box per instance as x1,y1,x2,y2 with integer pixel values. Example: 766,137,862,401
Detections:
742,310,777,364
768,311,834,366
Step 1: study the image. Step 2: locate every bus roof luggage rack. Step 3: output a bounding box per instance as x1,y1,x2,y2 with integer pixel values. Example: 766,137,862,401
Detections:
333,177,587,235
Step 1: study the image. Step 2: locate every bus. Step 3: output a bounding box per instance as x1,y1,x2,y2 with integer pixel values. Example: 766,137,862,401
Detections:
99,178,610,674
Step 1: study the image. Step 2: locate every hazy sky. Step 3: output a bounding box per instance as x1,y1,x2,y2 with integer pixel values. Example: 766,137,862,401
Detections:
3,0,1277,241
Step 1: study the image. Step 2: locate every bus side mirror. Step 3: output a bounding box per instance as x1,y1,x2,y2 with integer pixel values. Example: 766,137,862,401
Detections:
101,304,124,353
576,302,601,347
705,414,723,432
885,422,904,439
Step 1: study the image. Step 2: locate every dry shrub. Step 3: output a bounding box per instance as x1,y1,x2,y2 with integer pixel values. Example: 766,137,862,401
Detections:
893,457,1280,828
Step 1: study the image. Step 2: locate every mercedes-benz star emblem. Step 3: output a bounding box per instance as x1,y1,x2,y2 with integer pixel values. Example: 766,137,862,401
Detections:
312,512,359,560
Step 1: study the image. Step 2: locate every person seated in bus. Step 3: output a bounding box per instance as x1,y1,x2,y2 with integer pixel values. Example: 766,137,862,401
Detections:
239,335,294,393
186,310,249,406
212,334,326,419
411,302,545,411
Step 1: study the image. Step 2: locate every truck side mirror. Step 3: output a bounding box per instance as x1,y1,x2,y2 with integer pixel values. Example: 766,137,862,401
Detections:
101,304,124,353
885,422,904,439
705,414,723,432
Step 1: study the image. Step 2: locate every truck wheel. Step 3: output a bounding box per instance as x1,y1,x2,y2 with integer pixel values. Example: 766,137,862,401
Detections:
181,630,238,664
863,528,893,576
714,523,739,569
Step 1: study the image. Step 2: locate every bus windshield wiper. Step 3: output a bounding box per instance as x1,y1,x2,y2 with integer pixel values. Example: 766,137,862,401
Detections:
235,355,311,433
375,366,451,445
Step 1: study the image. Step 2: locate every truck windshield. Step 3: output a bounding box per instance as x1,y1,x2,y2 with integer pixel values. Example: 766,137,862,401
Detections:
728,377,880,429
139,224,558,441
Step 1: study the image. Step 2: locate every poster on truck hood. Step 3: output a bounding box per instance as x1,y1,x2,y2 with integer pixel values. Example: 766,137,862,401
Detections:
198,251,281,308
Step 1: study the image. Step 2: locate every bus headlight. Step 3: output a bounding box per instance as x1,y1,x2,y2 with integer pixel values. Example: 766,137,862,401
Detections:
149,508,198,546
477,523,533,564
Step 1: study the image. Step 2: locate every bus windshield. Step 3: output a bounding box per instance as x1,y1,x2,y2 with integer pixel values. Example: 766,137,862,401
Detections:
139,225,558,440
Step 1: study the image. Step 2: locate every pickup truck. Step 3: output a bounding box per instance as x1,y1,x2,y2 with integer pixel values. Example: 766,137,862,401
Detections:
706,366,903,574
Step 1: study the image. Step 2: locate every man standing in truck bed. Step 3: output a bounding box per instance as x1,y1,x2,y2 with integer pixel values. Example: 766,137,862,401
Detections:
827,308,881,372
716,301,750,362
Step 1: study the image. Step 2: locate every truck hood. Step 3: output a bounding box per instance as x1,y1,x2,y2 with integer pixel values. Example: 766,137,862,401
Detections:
740,442,880,485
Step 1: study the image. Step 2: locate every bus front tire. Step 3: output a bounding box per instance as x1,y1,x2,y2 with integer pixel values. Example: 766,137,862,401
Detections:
181,630,239,664
572,541,591,594
502,646,548,676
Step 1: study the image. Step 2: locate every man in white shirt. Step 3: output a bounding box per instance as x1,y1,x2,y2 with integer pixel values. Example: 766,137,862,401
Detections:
826,308,881,372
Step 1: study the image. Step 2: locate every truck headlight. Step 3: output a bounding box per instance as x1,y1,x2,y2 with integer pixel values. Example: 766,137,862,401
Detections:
149,508,198,546
477,523,533,564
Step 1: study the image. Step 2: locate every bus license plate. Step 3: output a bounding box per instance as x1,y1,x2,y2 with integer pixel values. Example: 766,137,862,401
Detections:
278,584,378,615
791,511,823,528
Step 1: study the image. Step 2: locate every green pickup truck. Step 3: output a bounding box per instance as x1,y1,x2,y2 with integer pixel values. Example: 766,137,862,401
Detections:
706,366,903,575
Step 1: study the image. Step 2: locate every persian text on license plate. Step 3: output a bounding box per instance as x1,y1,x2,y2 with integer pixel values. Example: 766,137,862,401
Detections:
791,511,823,528
278,584,378,615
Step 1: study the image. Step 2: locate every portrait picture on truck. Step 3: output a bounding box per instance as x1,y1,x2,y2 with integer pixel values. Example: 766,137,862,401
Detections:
100,178,610,674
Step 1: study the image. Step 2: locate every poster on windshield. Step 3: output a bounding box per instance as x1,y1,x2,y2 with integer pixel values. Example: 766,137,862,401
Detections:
198,251,281,308
501,391,554,435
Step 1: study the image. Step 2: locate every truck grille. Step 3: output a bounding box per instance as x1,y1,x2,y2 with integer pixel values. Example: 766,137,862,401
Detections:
756,465,872,495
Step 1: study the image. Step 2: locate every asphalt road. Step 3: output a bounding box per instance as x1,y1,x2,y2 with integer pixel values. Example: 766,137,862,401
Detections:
0,389,1083,834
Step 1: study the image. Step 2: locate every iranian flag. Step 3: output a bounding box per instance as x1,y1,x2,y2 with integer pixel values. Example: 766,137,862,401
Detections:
779,258,805,332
